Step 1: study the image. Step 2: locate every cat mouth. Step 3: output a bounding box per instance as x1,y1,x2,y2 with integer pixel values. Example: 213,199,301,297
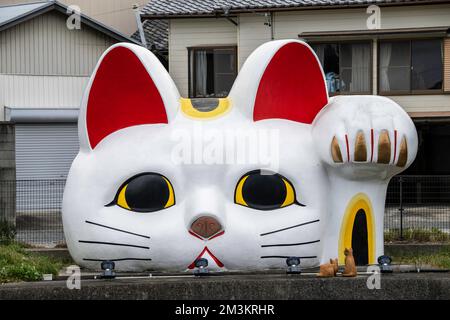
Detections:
189,230,225,241
187,246,224,269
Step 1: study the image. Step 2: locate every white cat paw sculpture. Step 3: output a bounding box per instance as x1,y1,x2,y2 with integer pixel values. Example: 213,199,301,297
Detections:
312,95,418,264
63,40,418,271
313,95,418,180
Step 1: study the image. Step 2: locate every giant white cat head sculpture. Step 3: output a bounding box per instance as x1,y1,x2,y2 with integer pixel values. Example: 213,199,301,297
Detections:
63,40,418,271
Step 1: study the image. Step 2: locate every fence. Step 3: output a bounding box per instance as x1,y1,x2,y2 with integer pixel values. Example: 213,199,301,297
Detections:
385,175,450,241
0,180,65,246
0,176,449,247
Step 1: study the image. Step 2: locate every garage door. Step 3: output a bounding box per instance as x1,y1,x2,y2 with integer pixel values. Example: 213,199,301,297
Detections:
15,124,79,180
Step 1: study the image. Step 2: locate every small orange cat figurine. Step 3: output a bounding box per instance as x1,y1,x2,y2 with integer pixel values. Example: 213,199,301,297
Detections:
317,258,338,277
342,248,357,277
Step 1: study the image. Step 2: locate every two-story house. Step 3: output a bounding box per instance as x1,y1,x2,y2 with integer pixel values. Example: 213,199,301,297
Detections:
140,0,450,177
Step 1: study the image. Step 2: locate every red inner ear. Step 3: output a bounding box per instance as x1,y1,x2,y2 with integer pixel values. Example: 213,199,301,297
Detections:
253,42,328,124
86,46,168,149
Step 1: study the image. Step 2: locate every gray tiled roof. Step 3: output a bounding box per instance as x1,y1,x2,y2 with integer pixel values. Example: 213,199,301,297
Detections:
141,0,446,17
132,19,168,52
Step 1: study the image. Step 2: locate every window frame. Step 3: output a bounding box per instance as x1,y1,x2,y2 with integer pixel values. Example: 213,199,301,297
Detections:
378,38,444,96
188,45,238,99
308,40,373,96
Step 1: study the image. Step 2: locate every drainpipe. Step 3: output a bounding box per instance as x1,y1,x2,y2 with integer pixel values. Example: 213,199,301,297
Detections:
263,12,274,40
133,4,148,48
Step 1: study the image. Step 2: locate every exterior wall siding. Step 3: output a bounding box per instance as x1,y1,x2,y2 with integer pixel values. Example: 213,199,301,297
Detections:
0,74,89,111
0,11,116,76
274,4,450,39
168,4,450,114
388,95,450,115
238,14,272,69
169,18,237,97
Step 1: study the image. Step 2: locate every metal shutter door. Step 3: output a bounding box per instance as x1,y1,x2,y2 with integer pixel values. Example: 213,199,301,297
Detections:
15,124,79,180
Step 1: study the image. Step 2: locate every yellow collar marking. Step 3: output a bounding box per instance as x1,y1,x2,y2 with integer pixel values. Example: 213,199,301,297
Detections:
180,98,231,120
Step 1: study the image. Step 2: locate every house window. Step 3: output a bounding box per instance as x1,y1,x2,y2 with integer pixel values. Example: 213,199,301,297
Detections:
189,47,237,98
379,39,443,94
311,42,371,94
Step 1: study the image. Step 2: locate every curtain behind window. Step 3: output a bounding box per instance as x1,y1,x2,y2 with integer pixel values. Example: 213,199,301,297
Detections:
350,43,371,92
379,43,392,91
314,44,325,66
195,51,208,97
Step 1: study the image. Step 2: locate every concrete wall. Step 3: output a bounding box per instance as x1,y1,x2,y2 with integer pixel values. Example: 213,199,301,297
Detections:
0,122,15,225
168,4,450,115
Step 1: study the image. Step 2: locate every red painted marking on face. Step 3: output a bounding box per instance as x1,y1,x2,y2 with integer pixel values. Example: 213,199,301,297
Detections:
86,46,168,149
188,247,224,269
345,134,350,162
370,129,374,162
188,230,224,241
393,130,397,164
253,42,328,124
189,230,204,241
208,230,225,241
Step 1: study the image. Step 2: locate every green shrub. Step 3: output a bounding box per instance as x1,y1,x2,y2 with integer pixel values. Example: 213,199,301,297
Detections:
0,244,66,283
0,221,16,245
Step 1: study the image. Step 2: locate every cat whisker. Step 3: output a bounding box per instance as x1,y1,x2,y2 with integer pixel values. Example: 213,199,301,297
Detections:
78,240,149,250
260,219,320,237
83,258,152,262
260,255,317,259
261,239,320,248
85,220,150,239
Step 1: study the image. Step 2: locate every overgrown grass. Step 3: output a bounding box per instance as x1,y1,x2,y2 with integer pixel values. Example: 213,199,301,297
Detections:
0,244,70,283
385,228,450,243
391,245,450,269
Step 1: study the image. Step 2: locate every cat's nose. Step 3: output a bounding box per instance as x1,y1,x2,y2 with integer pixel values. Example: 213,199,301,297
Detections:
190,216,223,239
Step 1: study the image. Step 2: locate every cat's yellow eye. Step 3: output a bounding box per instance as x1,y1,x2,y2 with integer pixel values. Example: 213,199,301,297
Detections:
235,170,300,211
110,173,175,213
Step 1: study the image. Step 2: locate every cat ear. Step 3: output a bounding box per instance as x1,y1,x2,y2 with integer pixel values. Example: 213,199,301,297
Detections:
229,40,328,124
79,43,180,150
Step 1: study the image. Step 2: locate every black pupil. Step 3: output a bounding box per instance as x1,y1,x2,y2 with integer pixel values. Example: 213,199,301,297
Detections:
241,172,287,210
124,174,169,212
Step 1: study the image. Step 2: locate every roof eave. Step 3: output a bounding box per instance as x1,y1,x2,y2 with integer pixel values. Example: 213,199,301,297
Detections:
0,2,53,31
140,0,450,20
300,26,450,41
51,2,141,44
0,1,140,45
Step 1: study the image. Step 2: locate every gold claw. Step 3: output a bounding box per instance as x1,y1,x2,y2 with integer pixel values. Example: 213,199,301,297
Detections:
377,130,391,164
397,136,408,167
331,136,343,163
354,131,367,162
